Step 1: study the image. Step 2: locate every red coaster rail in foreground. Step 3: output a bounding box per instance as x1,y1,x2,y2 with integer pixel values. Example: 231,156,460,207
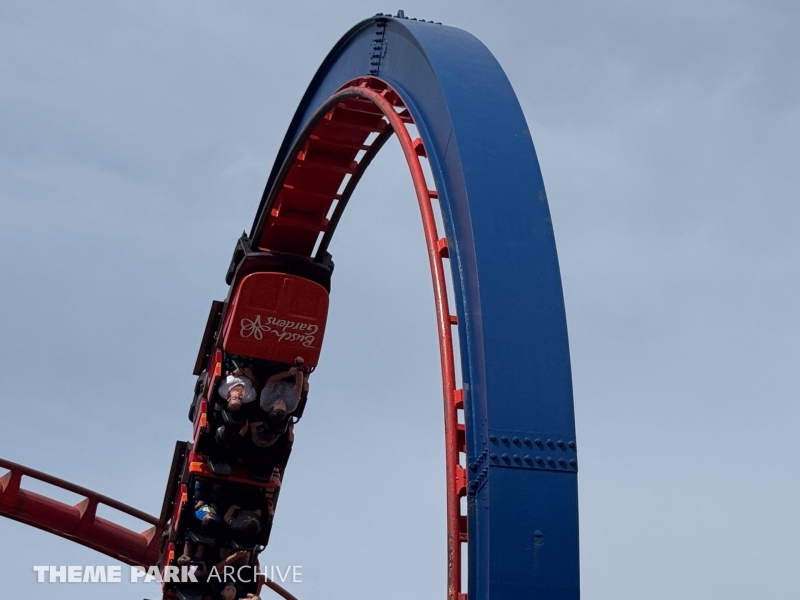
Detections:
0,458,162,567
0,458,300,600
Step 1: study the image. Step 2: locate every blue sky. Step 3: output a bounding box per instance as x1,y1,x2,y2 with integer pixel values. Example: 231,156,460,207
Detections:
2,1,799,599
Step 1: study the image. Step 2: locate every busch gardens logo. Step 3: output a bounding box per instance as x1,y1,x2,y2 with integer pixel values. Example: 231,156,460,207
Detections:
239,315,318,348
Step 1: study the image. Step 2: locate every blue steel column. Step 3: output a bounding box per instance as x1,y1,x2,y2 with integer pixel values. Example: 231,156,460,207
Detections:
254,16,579,599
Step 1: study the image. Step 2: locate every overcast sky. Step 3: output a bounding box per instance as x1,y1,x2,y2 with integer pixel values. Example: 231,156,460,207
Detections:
2,1,799,599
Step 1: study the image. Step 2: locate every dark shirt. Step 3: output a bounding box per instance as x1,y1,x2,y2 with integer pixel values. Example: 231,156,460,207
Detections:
228,508,262,545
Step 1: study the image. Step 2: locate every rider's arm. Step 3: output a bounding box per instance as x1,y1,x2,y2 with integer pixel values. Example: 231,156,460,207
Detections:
223,505,239,524
214,550,249,572
264,370,293,388
292,368,304,397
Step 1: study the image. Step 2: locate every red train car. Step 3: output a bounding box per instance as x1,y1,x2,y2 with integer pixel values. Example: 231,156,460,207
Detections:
160,237,333,600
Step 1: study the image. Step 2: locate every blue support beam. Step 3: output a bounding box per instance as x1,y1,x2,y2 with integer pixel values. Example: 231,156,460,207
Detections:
254,14,579,599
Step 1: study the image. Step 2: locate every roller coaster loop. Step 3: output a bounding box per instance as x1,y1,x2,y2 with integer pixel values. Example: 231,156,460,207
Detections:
0,13,579,600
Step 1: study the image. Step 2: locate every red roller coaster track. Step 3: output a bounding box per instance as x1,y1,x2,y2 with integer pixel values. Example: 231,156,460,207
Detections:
2,12,583,599
250,77,467,599
0,77,467,600
0,458,162,567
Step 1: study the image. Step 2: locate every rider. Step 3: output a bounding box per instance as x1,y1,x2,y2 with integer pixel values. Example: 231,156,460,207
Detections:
223,504,263,547
218,366,258,413
251,357,307,446
211,365,258,472
176,479,223,576
210,548,260,600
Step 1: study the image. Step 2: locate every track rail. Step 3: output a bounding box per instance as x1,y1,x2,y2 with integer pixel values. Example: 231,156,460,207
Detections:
0,458,300,599
0,80,470,600
0,458,161,567
250,76,467,600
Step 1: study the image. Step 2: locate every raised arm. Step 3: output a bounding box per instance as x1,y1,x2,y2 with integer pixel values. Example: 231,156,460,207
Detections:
292,367,304,397
223,505,240,524
265,367,305,396
293,355,307,396
214,550,250,572
265,370,294,388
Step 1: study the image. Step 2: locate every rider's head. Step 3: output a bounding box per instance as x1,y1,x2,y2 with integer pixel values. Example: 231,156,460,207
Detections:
220,582,239,600
267,397,287,421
